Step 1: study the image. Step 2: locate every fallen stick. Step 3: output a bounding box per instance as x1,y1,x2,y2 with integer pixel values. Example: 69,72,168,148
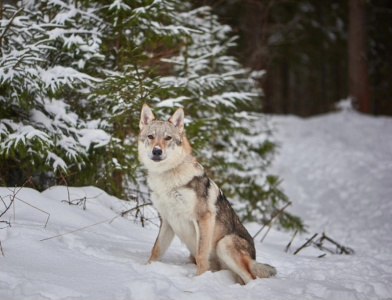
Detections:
40,203,152,241
0,241,4,257
320,233,354,255
260,226,272,243
285,230,298,253
14,196,50,228
40,218,110,242
293,233,318,255
120,203,152,217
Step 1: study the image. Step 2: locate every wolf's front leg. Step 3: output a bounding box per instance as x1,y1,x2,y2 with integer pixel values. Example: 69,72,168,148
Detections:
148,219,174,263
194,212,215,275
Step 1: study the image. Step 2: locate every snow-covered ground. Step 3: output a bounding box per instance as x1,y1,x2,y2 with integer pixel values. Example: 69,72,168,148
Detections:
1,108,391,299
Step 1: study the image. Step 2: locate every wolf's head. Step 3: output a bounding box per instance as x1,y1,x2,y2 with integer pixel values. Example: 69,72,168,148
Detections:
138,104,192,173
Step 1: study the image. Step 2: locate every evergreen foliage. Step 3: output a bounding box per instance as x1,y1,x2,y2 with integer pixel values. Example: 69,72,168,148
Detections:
0,2,109,188
0,0,304,232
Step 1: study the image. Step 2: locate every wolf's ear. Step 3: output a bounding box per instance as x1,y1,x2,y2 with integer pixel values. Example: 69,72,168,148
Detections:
169,107,184,133
140,104,155,130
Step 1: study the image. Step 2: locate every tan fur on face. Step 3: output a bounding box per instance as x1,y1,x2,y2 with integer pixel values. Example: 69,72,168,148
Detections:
138,105,192,174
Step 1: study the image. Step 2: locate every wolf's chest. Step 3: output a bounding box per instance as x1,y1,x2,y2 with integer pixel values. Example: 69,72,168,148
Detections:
152,188,196,221
152,188,198,254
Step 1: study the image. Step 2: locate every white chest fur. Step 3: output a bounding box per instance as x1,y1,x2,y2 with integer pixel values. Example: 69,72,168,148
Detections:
152,187,199,255
147,162,204,256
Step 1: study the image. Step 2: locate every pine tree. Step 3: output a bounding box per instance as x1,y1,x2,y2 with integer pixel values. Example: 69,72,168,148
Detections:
0,2,109,187
0,0,304,231
154,4,304,231
83,0,195,197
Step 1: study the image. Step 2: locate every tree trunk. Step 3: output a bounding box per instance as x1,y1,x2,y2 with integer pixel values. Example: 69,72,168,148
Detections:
348,0,371,113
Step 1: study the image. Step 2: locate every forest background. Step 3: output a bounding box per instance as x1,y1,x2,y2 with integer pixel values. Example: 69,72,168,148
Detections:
1,0,391,232
198,0,392,116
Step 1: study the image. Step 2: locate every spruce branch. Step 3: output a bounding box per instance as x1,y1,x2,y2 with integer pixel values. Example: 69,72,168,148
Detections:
0,7,25,55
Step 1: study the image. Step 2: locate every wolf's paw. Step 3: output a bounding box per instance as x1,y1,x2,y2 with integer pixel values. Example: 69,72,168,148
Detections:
146,259,157,265
251,262,277,278
196,261,210,276
196,268,207,276
264,263,277,277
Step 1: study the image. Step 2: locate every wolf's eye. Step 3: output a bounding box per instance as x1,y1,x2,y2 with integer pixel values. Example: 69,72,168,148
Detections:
164,136,172,141
147,135,154,140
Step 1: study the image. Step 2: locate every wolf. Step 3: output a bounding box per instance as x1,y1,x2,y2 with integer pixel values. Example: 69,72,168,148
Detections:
138,104,277,284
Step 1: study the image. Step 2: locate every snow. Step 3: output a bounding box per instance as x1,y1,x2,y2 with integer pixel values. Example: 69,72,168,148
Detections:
1,109,392,299
109,0,131,11
155,96,188,108
1,123,52,154
39,66,101,92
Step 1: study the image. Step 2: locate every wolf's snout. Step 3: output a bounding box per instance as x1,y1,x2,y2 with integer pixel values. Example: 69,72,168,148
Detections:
149,146,165,162
152,147,163,158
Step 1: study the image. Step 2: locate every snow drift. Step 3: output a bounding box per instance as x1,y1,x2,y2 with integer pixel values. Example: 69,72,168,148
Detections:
1,109,391,299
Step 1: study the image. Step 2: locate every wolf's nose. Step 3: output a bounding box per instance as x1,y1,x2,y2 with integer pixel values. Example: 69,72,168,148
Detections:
152,147,162,156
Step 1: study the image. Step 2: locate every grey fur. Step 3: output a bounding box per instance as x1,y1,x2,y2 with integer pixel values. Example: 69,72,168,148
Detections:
186,173,211,200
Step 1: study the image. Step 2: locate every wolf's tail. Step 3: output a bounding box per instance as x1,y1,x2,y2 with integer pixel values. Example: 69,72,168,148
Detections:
249,261,277,279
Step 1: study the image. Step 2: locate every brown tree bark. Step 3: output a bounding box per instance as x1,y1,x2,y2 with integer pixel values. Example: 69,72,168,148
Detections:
348,0,371,113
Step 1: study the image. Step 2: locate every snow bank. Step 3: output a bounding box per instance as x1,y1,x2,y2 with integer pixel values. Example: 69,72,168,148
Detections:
1,110,391,299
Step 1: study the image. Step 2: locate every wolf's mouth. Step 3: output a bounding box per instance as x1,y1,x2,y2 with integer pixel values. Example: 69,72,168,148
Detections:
151,157,164,162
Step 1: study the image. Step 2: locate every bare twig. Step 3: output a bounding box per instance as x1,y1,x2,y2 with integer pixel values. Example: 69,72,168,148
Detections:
5,176,34,198
313,233,354,255
0,220,11,229
40,218,111,242
41,203,154,241
0,194,13,229
1,195,8,210
0,241,4,257
322,233,354,254
1,177,50,227
0,195,13,220
62,197,87,210
284,230,298,253
58,172,72,205
13,196,50,228
293,233,318,255
253,202,292,240
120,203,152,217
57,172,106,211
260,225,272,243
110,203,153,224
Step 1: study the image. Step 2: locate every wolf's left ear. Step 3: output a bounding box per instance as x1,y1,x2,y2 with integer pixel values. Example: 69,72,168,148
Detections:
140,104,155,130
169,107,184,133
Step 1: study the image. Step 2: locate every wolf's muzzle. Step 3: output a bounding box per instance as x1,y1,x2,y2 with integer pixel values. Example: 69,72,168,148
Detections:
151,147,163,161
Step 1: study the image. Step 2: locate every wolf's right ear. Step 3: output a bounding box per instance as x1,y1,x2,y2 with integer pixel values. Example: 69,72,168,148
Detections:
140,104,155,130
